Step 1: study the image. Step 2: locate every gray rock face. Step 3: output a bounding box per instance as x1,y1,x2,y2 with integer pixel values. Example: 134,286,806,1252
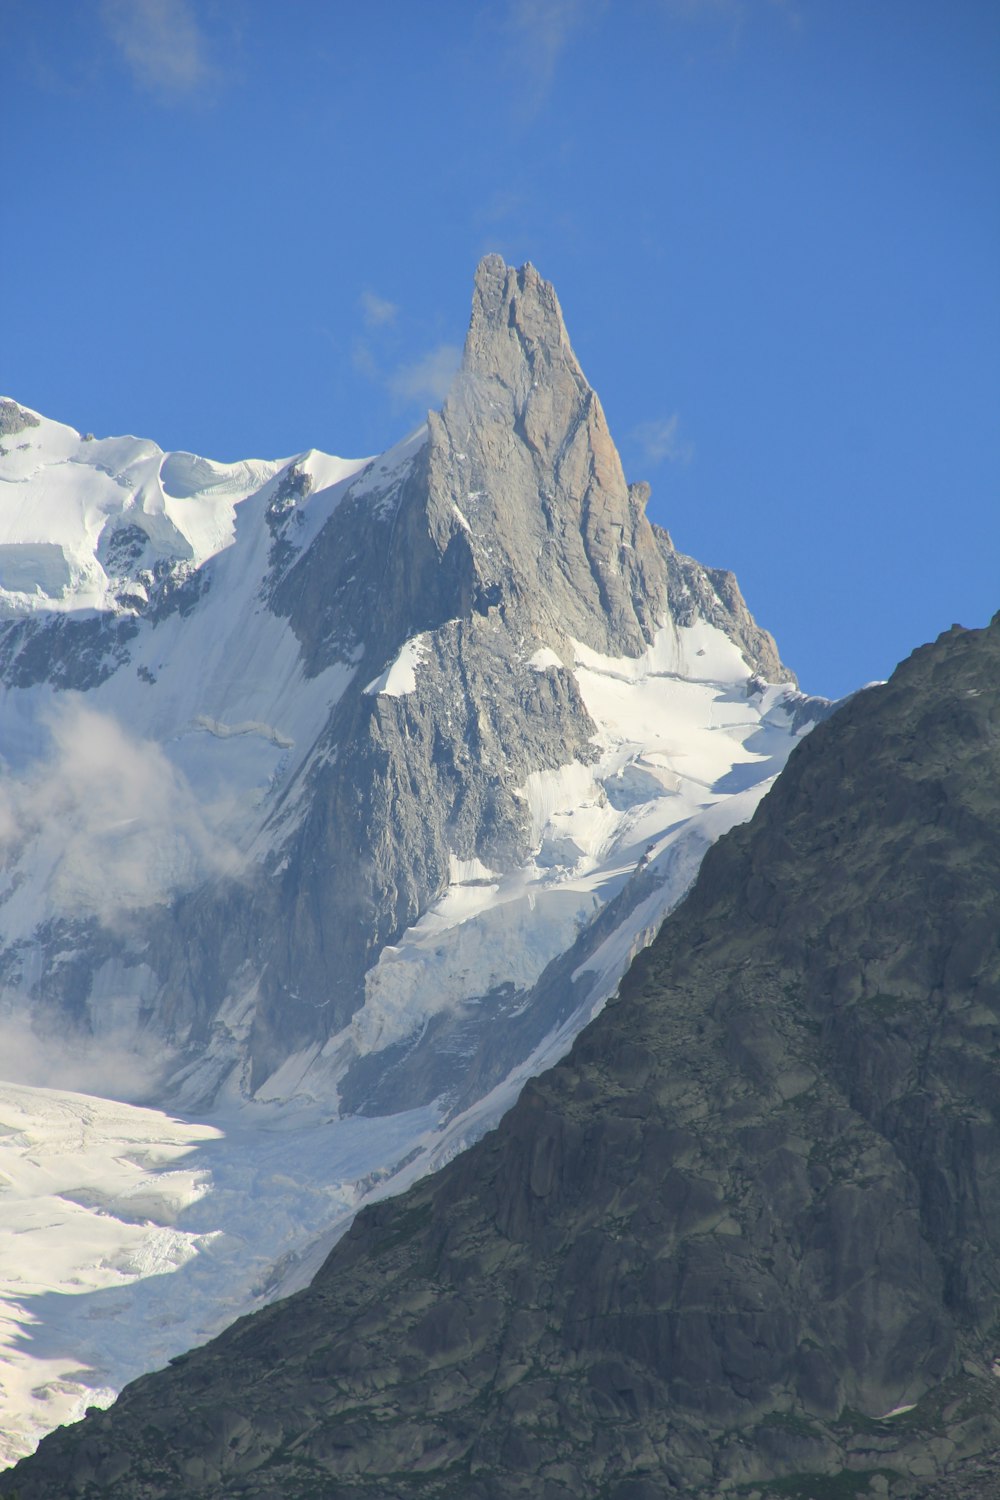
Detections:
0,611,139,690
0,398,39,438
269,256,790,689
7,616,998,1499
152,607,604,1085
430,257,669,658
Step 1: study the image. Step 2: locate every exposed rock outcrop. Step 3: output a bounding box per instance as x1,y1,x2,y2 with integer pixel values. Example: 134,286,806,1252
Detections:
0,397,39,438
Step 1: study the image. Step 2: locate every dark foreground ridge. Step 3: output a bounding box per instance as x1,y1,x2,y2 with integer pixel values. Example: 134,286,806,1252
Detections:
5,615,1000,1496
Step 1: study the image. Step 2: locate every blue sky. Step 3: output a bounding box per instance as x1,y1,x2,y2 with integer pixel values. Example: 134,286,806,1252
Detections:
2,0,997,700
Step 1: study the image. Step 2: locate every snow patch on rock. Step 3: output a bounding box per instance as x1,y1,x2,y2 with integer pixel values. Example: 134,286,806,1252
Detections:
364,634,430,697
528,645,563,672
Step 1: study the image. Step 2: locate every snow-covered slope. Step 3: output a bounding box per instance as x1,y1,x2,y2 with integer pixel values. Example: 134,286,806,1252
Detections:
0,260,832,1463
0,398,373,848
269,618,813,1108
0,401,290,617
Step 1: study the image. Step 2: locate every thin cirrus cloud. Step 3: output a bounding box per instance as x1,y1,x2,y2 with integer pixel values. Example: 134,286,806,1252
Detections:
353,285,459,407
360,291,399,329
631,413,695,466
351,339,380,381
502,0,800,118
0,698,241,930
387,344,463,406
505,0,597,118
100,0,214,98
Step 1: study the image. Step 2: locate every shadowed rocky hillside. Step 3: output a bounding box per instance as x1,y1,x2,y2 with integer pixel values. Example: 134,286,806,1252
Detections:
5,613,998,1497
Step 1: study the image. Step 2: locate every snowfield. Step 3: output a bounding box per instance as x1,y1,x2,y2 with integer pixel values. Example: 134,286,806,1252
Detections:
0,408,283,618
0,1080,444,1468
0,405,371,940
0,1083,220,1466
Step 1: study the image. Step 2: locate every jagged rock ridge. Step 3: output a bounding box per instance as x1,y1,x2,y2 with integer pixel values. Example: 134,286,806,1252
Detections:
6,614,997,1498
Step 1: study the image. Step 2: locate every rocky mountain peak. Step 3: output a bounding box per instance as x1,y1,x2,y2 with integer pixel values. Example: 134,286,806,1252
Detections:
223,255,798,1087
277,257,787,681
463,254,577,395
424,258,667,657
0,397,40,438
419,258,789,682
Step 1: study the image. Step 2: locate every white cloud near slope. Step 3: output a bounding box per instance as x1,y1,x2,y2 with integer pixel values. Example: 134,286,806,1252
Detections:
0,698,240,928
388,344,462,405
360,290,398,328
631,412,695,466
0,1012,166,1098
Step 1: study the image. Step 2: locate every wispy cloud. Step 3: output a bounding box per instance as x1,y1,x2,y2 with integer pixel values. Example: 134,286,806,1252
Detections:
351,339,380,381
506,0,597,118
360,290,398,328
100,0,214,99
351,291,461,410
387,344,462,406
767,0,802,29
0,1011,169,1100
631,413,694,467
0,699,240,929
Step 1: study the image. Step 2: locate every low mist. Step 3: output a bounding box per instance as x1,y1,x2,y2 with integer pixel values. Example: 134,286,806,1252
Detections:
0,696,242,931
